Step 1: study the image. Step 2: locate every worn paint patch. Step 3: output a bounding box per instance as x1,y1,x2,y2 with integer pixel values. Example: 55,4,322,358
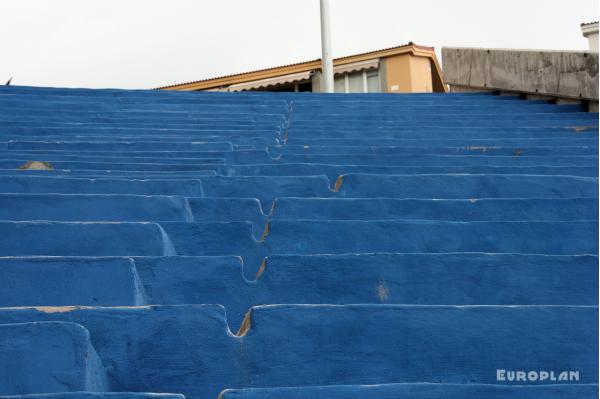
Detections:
261,222,270,241
568,126,595,132
237,309,253,337
18,161,54,170
34,306,80,313
376,281,389,302
333,175,344,192
466,146,490,153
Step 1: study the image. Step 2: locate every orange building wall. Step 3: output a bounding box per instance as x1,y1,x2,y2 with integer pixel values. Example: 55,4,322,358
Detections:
383,54,413,93
383,54,434,93
409,56,433,92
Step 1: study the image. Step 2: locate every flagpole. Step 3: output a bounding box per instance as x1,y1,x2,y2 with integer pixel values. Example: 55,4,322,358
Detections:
320,0,334,93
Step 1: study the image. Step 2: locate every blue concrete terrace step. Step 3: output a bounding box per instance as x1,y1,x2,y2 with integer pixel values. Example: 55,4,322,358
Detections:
0,257,146,307
0,86,596,399
0,222,177,256
218,383,599,399
0,322,108,395
0,220,595,275
270,197,599,221
334,173,598,198
276,154,599,167
269,144,599,157
1,195,596,224
2,254,595,324
263,220,597,257
0,394,185,399
225,163,599,178
0,305,594,399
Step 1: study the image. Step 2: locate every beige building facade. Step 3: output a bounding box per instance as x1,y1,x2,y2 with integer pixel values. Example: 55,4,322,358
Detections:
158,43,446,93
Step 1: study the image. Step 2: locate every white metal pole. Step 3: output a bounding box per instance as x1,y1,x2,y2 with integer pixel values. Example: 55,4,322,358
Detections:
320,0,334,93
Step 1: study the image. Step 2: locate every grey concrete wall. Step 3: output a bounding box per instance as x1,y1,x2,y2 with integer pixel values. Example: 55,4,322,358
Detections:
442,47,599,100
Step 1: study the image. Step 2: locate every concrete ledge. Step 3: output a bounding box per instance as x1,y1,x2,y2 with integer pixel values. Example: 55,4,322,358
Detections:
0,222,176,256
265,220,598,255
0,394,185,399
0,322,108,395
336,174,599,199
442,47,599,101
218,383,599,399
0,257,147,307
0,305,595,399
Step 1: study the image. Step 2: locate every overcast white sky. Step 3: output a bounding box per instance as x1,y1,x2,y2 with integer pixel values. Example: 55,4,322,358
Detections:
1,0,598,89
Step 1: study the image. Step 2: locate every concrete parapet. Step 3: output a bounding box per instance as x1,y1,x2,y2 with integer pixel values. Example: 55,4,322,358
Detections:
442,47,599,102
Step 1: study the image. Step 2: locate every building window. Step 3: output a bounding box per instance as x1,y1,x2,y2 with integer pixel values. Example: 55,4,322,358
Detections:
348,72,364,93
334,75,346,93
334,69,380,93
366,70,381,92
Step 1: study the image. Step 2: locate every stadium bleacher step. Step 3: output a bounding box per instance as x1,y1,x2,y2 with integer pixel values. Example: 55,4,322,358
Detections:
3,254,596,322
0,322,108,395
0,304,595,399
217,383,599,399
0,85,597,399
0,394,185,399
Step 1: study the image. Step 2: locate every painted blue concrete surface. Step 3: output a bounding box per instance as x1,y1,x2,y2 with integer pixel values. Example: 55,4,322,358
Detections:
0,305,595,399
2,219,577,271
0,176,204,196
0,86,597,398
271,198,599,221
227,163,599,178
254,253,598,306
2,254,596,325
0,394,185,399
158,222,265,269
3,194,595,224
0,160,222,172
0,194,194,222
285,125,599,137
7,141,234,152
199,176,333,209
139,253,598,324
0,154,227,164
335,173,599,198
284,135,598,146
0,257,146,307
219,383,599,399
269,144,599,156
0,170,219,178
238,305,598,387
265,220,598,255
0,322,108,395
277,153,599,166
0,222,175,256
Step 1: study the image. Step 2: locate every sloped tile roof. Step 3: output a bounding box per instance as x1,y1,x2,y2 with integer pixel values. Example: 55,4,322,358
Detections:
156,42,440,90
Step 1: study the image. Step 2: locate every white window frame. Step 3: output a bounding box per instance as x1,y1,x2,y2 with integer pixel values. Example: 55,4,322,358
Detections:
337,69,380,93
